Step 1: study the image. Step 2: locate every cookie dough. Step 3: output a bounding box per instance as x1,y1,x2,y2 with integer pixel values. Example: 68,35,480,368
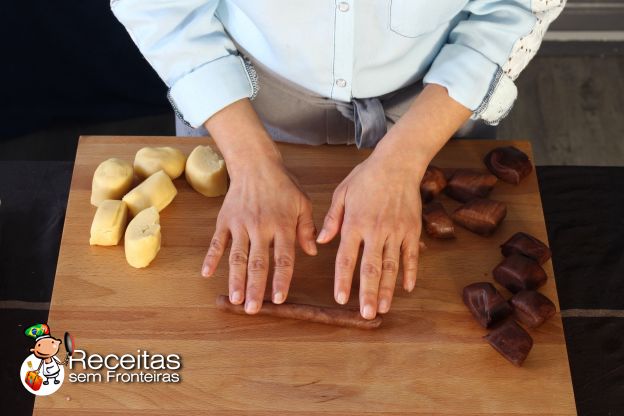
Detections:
185,145,228,197
134,146,186,179
91,158,134,206
122,170,177,216
124,206,161,268
89,200,128,246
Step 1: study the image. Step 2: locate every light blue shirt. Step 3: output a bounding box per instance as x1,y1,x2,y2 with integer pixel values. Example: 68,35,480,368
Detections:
111,0,565,128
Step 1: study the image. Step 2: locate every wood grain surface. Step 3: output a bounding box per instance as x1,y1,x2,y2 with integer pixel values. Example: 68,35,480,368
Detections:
35,136,576,415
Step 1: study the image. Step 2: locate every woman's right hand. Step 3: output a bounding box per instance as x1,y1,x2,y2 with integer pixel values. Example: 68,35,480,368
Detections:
200,99,317,314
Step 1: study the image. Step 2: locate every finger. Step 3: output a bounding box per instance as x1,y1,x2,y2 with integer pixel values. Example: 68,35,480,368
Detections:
378,238,400,314
245,233,271,314
228,230,249,305
202,226,230,277
359,238,384,320
333,230,361,306
317,188,346,244
297,201,318,256
401,234,420,292
272,231,296,304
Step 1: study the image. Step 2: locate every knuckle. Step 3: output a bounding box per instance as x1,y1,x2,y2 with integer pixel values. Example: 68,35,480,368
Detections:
361,262,380,279
204,252,219,264
229,273,245,286
248,256,267,272
404,255,419,271
272,274,291,290
246,279,265,296
298,217,315,230
229,250,248,266
209,238,224,253
382,259,398,274
245,287,261,299
324,211,338,225
336,255,354,270
228,268,246,286
406,250,419,263
274,254,294,269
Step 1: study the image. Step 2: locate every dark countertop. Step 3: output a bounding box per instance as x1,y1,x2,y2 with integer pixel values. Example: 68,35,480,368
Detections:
1,162,623,415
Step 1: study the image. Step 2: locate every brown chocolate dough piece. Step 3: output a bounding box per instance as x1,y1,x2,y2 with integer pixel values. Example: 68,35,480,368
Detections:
462,282,512,328
215,295,382,329
484,146,533,185
510,290,556,328
420,165,447,203
484,319,533,366
501,232,552,265
452,198,507,236
493,254,548,293
445,169,498,202
422,202,455,239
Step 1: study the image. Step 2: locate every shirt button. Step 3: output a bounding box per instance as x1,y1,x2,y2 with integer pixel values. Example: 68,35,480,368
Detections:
337,2,350,12
335,79,347,88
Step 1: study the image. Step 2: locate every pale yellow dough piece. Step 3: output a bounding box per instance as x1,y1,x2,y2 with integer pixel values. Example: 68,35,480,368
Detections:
185,145,228,197
91,158,134,207
124,206,161,268
89,200,128,246
122,170,177,216
134,146,186,179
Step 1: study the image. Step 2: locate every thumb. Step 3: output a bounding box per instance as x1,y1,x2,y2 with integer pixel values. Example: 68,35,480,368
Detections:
297,203,318,256
316,190,345,244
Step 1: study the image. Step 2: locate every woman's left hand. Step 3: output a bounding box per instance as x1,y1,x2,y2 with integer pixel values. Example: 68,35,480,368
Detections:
316,141,427,320
316,84,472,320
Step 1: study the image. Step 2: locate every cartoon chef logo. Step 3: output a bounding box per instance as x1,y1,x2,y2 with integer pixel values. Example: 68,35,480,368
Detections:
20,324,75,396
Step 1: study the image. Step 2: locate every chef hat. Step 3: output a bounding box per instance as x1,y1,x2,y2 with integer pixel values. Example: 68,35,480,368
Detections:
25,323,51,341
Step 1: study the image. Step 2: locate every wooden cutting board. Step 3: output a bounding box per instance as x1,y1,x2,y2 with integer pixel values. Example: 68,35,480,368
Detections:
35,136,576,415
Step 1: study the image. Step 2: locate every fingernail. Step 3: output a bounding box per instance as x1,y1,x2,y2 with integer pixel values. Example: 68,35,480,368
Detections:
362,304,376,320
245,300,259,314
273,291,285,304
230,291,243,304
378,299,390,314
308,241,318,255
407,280,416,292
316,229,327,243
336,292,347,305
201,264,210,277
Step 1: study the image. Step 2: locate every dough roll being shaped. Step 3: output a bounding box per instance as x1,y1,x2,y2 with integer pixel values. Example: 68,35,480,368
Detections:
215,295,382,329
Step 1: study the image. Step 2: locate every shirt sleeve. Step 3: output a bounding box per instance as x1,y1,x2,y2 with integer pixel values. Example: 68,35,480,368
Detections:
423,0,566,125
110,0,258,127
